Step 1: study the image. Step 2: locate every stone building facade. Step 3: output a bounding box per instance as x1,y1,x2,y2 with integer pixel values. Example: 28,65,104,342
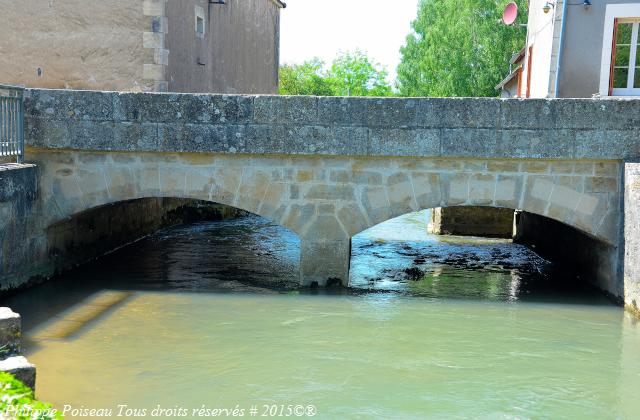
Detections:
0,0,284,94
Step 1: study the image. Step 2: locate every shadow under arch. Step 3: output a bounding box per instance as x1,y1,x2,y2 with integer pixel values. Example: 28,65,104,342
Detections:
44,196,302,286
354,199,616,248
347,205,621,303
10,196,301,344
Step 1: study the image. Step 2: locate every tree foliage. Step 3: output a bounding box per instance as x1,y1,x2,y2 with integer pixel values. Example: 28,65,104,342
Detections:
331,51,393,97
279,50,392,97
279,58,337,96
397,0,527,97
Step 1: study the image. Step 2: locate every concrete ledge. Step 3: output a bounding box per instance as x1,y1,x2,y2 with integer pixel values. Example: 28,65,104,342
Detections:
23,88,640,159
0,356,36,390
0,164,37,203
0,308,21,357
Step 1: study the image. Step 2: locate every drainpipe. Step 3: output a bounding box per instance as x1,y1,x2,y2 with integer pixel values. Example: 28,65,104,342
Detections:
553,0,568,97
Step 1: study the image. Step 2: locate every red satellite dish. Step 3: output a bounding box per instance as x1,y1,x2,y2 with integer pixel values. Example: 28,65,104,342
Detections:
502,2,518,25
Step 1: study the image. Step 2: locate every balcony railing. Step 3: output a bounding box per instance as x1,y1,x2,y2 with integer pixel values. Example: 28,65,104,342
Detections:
0,84,24,163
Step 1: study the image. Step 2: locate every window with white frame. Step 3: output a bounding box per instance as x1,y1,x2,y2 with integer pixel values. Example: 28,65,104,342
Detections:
195,5,205,39
610,19,640,95
600,4,640,96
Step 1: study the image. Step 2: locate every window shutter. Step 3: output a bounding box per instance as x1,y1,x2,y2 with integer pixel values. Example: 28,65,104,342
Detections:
609,18,619,96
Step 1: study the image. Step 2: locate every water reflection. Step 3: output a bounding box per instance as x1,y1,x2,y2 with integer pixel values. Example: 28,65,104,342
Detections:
4,210,615,337
2,210,637,418
351,210,611,305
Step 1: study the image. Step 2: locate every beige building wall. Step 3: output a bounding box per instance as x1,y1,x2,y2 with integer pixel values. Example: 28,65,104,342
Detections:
0,0,282,94
0,0,155,91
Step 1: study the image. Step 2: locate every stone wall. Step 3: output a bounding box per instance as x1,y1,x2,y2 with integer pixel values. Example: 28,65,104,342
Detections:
0,0,150,92
428,207,515,238
514,211,622,299
22,89,640,160
0,164,41,290
142,0,169,92
624,163,640,315
0,308,35,390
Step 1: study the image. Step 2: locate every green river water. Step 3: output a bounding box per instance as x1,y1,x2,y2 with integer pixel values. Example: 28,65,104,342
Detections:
3,210,640,419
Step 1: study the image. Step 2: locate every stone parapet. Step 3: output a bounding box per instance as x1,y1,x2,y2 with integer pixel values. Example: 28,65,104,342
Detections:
22,89,640,160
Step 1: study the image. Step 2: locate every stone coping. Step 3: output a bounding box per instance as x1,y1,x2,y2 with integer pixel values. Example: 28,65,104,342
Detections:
22,88,640,160
0,163,37,172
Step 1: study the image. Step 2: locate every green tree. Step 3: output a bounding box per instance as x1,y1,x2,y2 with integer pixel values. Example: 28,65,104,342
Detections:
279,58,336,96
279,51,392,97
397,0,527,97
331,50,393,97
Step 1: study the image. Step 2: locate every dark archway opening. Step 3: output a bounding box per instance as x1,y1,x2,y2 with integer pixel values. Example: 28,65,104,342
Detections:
3,198,301,338
349,207,618,306
45,198,248,274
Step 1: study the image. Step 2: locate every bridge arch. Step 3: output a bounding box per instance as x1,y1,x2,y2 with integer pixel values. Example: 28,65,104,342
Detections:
35,151,310,238
347,204,621,294
31,150,622,287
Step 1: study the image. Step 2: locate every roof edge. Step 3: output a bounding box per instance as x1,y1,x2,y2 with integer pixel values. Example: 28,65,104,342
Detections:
510,47,526,65
495,67,522,90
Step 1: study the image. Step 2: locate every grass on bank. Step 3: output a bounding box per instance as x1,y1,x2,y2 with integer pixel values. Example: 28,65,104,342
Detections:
0,372,61,420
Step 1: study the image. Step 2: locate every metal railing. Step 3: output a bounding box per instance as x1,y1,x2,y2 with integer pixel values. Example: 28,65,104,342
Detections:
0,84,24,163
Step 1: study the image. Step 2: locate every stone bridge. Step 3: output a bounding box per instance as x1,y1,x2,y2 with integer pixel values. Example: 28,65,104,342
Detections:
3,88,640,314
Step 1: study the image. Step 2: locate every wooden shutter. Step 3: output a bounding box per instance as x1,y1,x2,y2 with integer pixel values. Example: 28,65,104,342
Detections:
609,18,619,96
517,68,523,98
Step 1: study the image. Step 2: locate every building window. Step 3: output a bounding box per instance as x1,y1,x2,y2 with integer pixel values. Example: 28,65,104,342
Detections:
610,19,640,95
195,6,205,38
600,4,640,96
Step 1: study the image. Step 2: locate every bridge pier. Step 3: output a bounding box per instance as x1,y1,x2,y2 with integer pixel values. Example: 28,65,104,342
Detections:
624,163,640,316
300,239,351,287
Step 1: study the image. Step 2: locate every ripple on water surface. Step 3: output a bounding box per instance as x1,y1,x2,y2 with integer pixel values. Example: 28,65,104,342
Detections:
2,211,638,419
